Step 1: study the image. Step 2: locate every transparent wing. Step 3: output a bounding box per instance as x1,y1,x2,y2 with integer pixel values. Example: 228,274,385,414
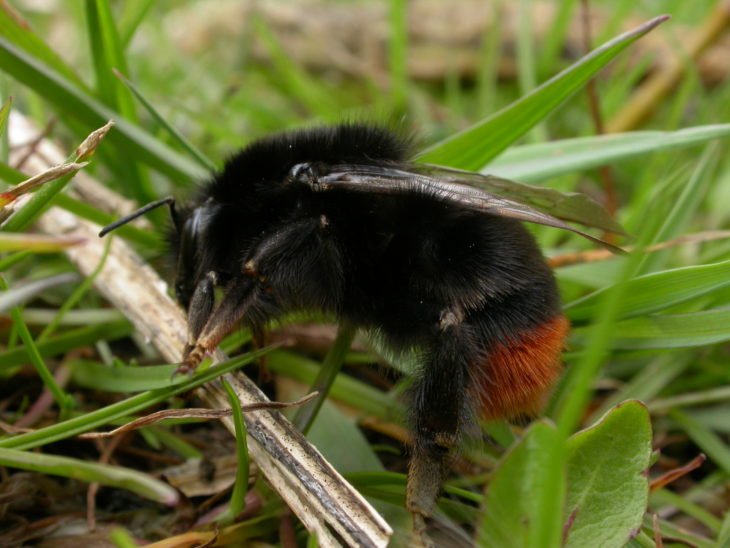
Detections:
306,163,625,252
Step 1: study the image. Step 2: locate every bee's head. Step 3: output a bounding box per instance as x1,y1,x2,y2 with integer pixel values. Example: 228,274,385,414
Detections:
168,198,223,310
98,196,219,310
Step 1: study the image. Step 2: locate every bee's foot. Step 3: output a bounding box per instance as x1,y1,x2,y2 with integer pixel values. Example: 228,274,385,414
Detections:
173,344,206,378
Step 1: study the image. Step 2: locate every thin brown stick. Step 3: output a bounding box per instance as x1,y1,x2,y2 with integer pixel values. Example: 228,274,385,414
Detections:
80,392,318,439
547,230,730,268
653,513,664,548
650,454,706,492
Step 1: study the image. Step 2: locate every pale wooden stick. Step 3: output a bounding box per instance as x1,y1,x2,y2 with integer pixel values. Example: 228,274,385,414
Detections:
8,112,391,548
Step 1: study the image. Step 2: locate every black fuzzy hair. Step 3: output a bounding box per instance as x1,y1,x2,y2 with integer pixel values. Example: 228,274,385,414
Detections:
206,123,413,203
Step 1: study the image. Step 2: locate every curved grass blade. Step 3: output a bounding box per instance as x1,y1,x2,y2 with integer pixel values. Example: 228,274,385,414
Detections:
0,447,179,505
217,379,250,525
565,260,730,322
489,124,730,183
575,308,730,350
114,69,217,172
0,36,205,182
419,15,669,170
0,4,86,88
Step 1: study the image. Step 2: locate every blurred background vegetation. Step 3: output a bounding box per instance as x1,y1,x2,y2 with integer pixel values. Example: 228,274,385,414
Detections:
0,0,729,547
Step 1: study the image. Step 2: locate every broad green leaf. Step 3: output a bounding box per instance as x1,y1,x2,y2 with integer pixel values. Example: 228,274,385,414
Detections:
0,447,179,504
580,308,730,350
419,16,668,170
565,260,730,322
0,36,205,182
488,125,730,183
477,421,562,548
564,400,652,548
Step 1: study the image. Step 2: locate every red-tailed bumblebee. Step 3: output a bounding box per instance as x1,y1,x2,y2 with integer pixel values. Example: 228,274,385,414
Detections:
100,123,620,533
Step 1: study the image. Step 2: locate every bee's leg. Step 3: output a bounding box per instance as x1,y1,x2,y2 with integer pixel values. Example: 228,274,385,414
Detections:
407,307,473,540
185,271,219,350
251,326,272,383
178,276,256,375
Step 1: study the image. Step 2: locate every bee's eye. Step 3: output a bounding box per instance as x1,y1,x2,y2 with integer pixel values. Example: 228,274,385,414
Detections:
288,162,315,184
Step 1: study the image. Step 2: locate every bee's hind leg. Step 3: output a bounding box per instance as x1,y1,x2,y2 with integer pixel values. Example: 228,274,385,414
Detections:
407,307,474,544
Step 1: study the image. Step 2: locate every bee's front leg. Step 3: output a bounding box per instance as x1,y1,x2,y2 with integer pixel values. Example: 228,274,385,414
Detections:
177,276,255,376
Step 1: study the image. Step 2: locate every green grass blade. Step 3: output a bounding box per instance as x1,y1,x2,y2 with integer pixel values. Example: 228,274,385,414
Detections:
670,410,730,476
388,0,408,114
70,360,193,392
85,0,117,108
565,260,730,323
575,308,730,350
0,96,11,137
0,36,205,182
489,125,730,183
38,237,112,342
119,0,156,48
419,15,669,170
515,0,546,143
218,379,249,525
0,4,87,88
538,0,579,75
0,276,72,414
252,16,341,120
115,69,216,172
0,447,179,505
2,163,88,233
0,320,133,370
0,159,159,246
267,350,402,422
0,348,271,450
293,324,357,433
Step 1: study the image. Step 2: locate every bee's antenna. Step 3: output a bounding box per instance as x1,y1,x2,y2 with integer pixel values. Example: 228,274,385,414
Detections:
98,196,175,237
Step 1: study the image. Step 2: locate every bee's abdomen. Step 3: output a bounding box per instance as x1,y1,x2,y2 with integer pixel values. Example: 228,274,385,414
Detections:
472,314,569,419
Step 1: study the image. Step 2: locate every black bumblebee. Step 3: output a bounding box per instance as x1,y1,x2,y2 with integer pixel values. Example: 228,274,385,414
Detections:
100,123,620,533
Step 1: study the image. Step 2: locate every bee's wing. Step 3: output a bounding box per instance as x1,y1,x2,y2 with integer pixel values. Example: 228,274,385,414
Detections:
418,164,626,236
310,163,624,252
